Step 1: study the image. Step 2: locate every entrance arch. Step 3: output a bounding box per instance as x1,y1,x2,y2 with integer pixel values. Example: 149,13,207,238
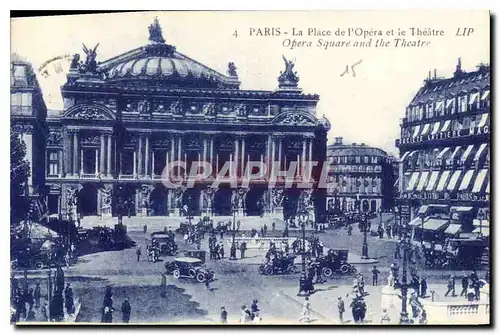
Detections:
182,187,201,216
370,200,377,212
78,184,98,216
213,187,233,216
283,188,300,221
245,187,265,216
362,200,370,212
149,184,168,216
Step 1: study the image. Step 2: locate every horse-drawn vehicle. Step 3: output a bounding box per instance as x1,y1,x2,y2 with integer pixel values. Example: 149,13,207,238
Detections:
258,252,298,275
319,249,357,277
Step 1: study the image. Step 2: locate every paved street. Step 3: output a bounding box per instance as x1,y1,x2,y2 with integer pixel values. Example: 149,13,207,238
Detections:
14,215,487,324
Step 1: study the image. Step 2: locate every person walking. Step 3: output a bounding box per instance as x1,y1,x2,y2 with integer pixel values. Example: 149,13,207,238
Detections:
444,275,456,297
239,241,247,259
420,276,428,298
386,224,392,239
460,274,469,297
136,246,141,262
299,297,312,322
220,306,228,324
372,266,380,286
419,309,428,324
64,283,74,315
34,282,41,309
409,292,421,318
394,243,401,260
240,305,252,323
121,298,131,323
347,224,353,236
337,296,345,324
143,224,147,234
251,299,259,320
380,308,391,324
272,221,276,232
26,288,34,314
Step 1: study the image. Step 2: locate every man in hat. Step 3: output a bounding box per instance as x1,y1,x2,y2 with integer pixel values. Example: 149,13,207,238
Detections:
460,274,469,297
409,292,421,318
337,296,345,324
121,298,131,323
372,266,380,286
444,275,456,297
220,306,228,324
299,297,312,322
420,276,428,298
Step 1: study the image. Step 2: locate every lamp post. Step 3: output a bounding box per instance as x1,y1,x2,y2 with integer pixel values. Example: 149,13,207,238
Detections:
297,210,311,296
420,213,424,247
394,222,412,324
229,202,237,260
361,214,369,259
477,212,484,238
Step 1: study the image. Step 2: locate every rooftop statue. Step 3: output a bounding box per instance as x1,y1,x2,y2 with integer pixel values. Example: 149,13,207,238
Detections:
278,55,299,88
148,17,166,44
227,62,238,77
80,43,99,74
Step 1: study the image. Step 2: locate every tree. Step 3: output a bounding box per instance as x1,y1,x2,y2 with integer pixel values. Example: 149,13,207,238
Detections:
10,127,31,226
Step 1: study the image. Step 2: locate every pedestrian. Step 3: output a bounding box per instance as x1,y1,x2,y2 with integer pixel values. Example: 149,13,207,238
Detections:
237,220,241,231
337,296,345,324
460,274,469,297
356,297,367,323
347,224,353,236
467,284,475,301
26,288,34,313
272,221,276,232
380,308,391,324
121,298,131,323
143,224,147,234
372,266,380,286
160,273,167,297
299,297,311,322
386,225,392,239
136,246,141,261
420,276,428,298
34,282,41,309
41,301,48,321
251,299,259,320
239,241,246,259
64,283,74,315
240,305,252,323
204,274,211,291
473,279,481,301
394,243,401,260
419,309,428,324
409,292,421,318
444,275,456,297
378,225,384,238
220,306,228,324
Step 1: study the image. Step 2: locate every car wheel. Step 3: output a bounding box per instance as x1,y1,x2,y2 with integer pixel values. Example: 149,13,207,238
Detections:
188,268,197,278
258,265,265,275
196,272,205,283
11,261,18,270
322,267,333,278
264,266,273,276
340,264,349,274
173,269,181,279
35,262,44,270
288,265,298,274
350,265,357,275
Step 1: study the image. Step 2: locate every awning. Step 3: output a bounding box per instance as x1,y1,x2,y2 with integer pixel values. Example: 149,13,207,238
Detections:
400,151,417,162
460,145,474,162
469,92,480,105
473,219,490,227
458,169,475,191
445,224,462,235
472,169,488,193
441,120,451,132
436,170,451,191
431,122,441,135
422,218,448,231
486,180,490,194
446,99,455,108
416,171,429,191
435,101,444,113
472,227,490,237
420,123,431,136
393,177,399,187
474,143,488,161
406,172,420,191
450,206,474,212
409,217,422,226
436,147,450,160
446,170,462,191
412,125,421,138
426,171,440,191
481,90,490,100
417,205,429,215
477,113,489,128
449,146,462,162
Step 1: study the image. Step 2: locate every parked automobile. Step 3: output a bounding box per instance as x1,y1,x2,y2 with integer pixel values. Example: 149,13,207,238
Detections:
164,257,215,283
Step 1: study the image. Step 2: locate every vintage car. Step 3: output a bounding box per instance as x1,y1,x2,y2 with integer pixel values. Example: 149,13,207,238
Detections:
150,231,178,256
164,257,215,283
319,249,357,277
259,252,298,276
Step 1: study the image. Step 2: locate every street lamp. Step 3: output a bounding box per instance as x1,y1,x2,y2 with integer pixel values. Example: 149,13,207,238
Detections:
420,213,425,247
297,210,312,297
361,213,369,259
229,202,238,260
394,222,412,324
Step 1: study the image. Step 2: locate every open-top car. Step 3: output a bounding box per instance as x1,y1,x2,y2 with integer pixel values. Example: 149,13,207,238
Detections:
164,257,215,283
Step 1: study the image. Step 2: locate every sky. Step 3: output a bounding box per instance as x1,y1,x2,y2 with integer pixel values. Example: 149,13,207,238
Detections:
10,11,489,156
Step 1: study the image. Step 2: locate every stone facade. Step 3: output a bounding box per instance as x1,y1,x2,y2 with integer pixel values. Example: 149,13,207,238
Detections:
44,19,329,221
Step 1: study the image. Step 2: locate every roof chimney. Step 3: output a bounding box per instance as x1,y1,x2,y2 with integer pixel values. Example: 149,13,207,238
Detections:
334,137,343,145
433,69,437,79
454,57,463,77
428,70,431,80
352,143,357,146
361,143,366,146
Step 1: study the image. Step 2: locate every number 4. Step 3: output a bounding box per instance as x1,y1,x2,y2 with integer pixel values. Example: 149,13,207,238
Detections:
233,30,238,38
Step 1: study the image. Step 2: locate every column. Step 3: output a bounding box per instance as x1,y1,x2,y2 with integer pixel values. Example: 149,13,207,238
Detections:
241,137,245,177
203,137,208,162
138,135,143,176
106,134,112,177
260,154,264,179
64,132,72,176
278,137,283,170
94,149,99,175
209,138,214,164
133,151,137,176
80,149,83,175
100,134,105,175
170,136,176,163
234,138,239,178
73,131,79,176
302,139,307,176
178,136,182,178
271,136,276,178
308,138,313,177
152,151,155,176
58,150,63,176
145,135,150,177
